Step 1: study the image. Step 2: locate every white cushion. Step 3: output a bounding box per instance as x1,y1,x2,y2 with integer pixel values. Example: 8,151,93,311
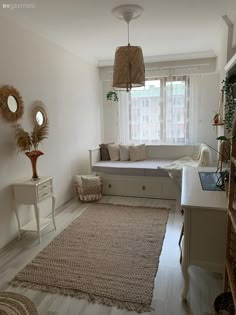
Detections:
119,144,130,161
129,144,147,161
108,144,120,161
81,176,100,188
74,175,100,185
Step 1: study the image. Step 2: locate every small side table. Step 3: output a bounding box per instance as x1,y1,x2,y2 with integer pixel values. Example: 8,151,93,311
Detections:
13,176,56,243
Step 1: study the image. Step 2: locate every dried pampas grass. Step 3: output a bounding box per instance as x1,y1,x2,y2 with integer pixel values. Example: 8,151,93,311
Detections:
13,120,48,152
31,122,49,150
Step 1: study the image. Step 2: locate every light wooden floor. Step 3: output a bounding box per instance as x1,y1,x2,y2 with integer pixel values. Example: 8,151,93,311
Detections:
0,196,222,315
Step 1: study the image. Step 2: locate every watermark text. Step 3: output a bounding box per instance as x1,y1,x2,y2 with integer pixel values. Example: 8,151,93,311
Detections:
2,3,35,10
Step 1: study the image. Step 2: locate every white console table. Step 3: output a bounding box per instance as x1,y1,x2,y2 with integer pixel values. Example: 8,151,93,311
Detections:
13,176,56,243
181,167,227,300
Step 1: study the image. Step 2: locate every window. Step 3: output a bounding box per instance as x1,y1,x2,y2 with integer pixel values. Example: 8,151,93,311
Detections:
129,76,190,144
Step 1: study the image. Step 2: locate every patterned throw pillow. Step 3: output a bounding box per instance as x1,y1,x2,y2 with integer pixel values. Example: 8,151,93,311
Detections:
119,144,130,161
129,144,147,161
99,143,113,161
108,143,120,161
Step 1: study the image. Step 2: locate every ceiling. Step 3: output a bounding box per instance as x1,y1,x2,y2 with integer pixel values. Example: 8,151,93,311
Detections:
0,0,230,65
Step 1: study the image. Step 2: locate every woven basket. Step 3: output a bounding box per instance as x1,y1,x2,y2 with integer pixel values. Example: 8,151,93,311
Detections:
75,176,102,202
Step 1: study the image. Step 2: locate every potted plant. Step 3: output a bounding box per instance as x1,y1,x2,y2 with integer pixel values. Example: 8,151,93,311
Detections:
214,78,236,194
106,90,119,102
222,76,236,133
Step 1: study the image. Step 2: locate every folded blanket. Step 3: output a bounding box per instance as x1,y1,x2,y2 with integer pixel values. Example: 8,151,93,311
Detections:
162,155,199,170
161,146,210,190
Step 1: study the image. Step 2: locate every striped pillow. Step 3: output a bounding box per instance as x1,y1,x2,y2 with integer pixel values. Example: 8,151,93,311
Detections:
108,144,120,161
119,144,130,161
129,144,147,161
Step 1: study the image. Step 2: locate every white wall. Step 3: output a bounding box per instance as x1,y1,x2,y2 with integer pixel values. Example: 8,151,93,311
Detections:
0,17,101,249
228,0,236,48
217,0,236,79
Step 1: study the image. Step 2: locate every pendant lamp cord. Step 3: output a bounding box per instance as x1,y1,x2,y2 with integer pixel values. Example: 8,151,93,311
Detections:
127,21,131,91
127,21,130,44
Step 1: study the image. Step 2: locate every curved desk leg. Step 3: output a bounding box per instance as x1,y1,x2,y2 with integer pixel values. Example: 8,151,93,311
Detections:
34,204,41,243
181,206,190,300
181,257,189,300
52,195,56,230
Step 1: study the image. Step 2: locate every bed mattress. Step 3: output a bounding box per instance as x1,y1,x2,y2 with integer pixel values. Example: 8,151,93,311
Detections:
92,159,174,177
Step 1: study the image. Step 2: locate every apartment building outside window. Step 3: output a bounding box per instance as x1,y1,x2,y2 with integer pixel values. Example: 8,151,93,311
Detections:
129,76,190,144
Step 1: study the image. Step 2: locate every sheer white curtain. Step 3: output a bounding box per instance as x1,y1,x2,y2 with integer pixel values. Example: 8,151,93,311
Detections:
119,75,196,144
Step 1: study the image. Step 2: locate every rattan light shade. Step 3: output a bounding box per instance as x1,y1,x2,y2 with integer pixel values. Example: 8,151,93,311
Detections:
112,44,145,91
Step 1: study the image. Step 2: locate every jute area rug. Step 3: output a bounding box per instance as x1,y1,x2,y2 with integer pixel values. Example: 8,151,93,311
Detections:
12,203,169,313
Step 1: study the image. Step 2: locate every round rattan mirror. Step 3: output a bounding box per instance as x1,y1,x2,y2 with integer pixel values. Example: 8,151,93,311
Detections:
32,101,48,128
0,85,24,122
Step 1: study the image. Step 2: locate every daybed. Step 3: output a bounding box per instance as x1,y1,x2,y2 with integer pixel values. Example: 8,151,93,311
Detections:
89,144,211,199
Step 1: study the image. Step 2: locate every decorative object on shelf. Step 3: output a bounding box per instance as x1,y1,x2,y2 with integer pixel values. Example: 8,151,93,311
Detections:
222,76,236,133
0,85,24,122
13,106,49,180
106,90,119,102
212,112,220,125
212,90,223,125
112,4,145,92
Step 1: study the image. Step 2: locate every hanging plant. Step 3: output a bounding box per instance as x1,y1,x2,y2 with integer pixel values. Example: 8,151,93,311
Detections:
106,90,119,102
222,76,236,133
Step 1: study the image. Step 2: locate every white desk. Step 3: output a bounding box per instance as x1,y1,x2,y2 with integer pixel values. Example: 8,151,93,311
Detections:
13,176,56,243
181,167,227,300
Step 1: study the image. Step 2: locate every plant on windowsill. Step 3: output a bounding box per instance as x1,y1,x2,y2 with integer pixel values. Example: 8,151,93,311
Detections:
106,90,119,102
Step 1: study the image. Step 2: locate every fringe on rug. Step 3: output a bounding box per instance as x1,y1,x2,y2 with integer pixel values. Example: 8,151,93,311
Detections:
11,280,154,313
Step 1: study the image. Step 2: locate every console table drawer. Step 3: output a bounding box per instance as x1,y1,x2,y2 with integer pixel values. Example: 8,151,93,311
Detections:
38,186,52,201
38,179,52,193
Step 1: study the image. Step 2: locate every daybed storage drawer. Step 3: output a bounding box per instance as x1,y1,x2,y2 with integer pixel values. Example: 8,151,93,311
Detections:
101,175,177,199
142,178,175,199
103,178,145,196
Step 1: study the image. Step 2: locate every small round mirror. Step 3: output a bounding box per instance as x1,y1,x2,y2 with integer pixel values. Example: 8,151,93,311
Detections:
32,101,48,128
36,111,44,126
7,95,18,113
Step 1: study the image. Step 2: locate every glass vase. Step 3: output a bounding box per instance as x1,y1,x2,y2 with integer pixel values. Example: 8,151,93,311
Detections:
25,150,44,180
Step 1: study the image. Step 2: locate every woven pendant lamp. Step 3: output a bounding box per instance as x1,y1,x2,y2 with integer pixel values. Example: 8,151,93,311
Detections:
112,5,145,92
